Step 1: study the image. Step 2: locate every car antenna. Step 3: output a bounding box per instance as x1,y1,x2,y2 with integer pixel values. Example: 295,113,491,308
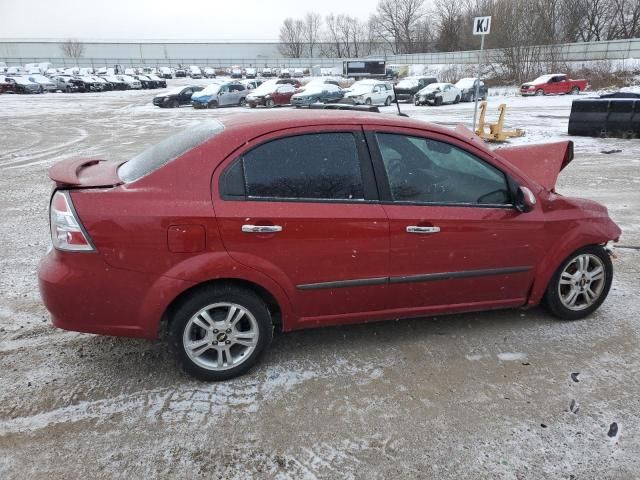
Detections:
392,85,409,117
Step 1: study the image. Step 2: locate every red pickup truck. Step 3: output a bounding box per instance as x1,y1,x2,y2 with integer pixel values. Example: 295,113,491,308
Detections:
520,74,588,96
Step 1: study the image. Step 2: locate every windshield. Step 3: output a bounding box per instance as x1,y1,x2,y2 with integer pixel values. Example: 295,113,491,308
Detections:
455,78,477,88
531,75,554,84
162,87,185,95
349,83,373,94
301,85,336,95
118,120,224,183
396,78,419,89
422,83,445,92
251,80,278,95
14,77,35,85
197,84,221,96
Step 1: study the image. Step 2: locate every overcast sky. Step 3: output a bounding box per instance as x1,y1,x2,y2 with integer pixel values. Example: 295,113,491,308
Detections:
0,0,381,41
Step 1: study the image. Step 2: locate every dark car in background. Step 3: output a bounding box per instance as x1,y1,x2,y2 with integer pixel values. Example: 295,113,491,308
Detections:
100,75,128,90
134,75,157,89
153,85,204,108
52,75,82,93
0,75,16,93
455,78,488,102
148,74,167,88
76,76,102,92
175,69,187,78
8,76,42,94
394,76,438,102
291,83,344,107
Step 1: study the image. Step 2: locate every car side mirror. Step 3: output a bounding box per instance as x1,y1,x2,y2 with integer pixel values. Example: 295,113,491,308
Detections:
515,186,536,213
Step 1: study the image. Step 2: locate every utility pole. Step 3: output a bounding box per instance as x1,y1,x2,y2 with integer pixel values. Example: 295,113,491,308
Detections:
472,16,491,132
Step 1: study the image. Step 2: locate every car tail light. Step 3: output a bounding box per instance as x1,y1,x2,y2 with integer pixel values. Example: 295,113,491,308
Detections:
49,190,95,252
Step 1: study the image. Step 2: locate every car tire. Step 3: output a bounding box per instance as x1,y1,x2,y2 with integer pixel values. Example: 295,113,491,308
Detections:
249,103,256,109
208,100,218,109
365,98,372,105
454,95,460,104
435,96,443,106
535,89,545,96
266,99,275,108
414,98,421,106
571,86,580,95
169,285,273,381
239,97,247,106
385,96,392,106
543,245,613,321
170,99,179,108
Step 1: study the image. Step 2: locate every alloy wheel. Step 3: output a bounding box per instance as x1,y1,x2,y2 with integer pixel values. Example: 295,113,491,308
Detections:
558,254,606,311
182,302,259,371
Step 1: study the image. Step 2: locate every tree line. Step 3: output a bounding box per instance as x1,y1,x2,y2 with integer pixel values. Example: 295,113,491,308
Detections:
278,0,640,58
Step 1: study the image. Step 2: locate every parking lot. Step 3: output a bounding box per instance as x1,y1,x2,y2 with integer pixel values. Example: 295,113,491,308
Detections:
1,80,639,479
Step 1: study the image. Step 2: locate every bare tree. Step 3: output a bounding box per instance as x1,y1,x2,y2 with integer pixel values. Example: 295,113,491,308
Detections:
372,0,427,53
278,18,306,58
434,0,469,52
61,39,85,61
610,0,640,38
304,12,322,58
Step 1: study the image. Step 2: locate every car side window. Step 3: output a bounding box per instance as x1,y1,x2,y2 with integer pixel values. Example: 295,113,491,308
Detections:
376,133,510,205
223,133,365,201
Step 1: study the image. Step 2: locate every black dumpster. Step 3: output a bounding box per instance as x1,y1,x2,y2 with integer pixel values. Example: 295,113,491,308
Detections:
569,98,640,138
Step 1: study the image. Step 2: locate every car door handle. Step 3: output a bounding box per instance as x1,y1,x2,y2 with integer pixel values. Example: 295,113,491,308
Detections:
406,226,440,234
242,225,283,233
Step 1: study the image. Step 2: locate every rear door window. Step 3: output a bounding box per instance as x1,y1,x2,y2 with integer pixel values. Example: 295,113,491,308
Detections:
224,133,365,201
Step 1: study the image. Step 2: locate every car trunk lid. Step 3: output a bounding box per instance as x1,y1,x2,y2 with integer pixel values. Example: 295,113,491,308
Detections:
495,140,574,191
48,158,124,188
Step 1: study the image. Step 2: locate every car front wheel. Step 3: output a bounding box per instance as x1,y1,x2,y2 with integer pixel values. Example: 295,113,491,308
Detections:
535,89,545,96
170,285,273,381
544,245,613,320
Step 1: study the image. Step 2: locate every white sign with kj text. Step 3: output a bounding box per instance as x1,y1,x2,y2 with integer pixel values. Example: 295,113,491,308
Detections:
473,16,491,35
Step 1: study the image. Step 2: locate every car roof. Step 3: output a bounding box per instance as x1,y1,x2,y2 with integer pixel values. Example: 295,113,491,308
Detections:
218,110,460,140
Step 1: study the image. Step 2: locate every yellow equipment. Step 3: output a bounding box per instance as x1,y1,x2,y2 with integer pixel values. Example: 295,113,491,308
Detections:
475,101,525,142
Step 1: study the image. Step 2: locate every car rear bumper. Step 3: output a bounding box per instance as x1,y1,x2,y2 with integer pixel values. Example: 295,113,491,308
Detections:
38,248,193,339
395,92,414,101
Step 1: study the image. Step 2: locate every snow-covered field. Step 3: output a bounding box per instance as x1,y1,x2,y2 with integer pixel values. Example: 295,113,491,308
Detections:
1,79,639,478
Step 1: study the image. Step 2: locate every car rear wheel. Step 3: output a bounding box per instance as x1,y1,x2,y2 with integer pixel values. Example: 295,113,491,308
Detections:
571,86,580,95
535,89,545,96
170,285,273,381
385,96,392,106
543,245,613,320
239,98,246,106
266,98,275,108
454,95,460,104
365,98,372,105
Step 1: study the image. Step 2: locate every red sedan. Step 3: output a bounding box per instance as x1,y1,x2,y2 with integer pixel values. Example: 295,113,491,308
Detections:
39,111,621,381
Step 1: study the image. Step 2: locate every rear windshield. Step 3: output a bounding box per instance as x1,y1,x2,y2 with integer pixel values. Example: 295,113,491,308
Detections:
118,120,224,182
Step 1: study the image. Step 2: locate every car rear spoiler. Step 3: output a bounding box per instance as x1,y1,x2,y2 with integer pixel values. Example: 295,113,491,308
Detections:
49,158,124,188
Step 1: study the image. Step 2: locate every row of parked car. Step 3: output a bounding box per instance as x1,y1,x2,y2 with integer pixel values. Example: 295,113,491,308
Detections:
151,76,490,110
0,71,168,94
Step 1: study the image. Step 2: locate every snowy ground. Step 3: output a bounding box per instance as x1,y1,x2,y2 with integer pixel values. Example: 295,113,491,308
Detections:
1,79,639,479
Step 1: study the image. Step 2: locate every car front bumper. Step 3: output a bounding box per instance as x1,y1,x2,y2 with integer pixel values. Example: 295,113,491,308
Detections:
38,248,193,339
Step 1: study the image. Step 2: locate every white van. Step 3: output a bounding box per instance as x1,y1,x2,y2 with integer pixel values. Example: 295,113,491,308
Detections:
188,66,202,78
